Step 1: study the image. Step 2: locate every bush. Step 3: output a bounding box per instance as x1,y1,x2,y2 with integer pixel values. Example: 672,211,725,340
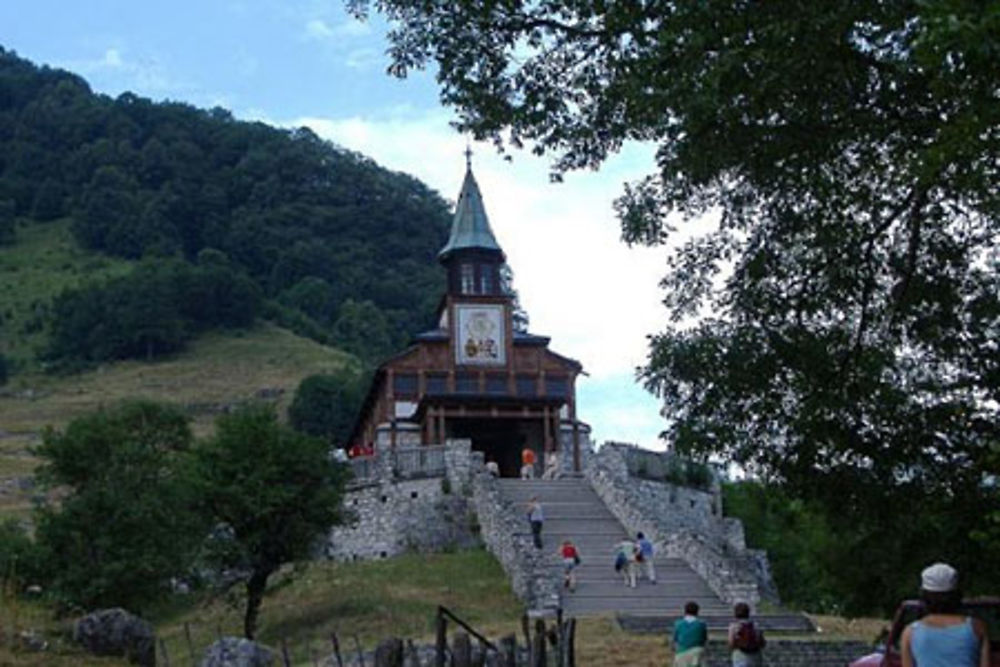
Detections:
288,368,369,447
0,519,44,590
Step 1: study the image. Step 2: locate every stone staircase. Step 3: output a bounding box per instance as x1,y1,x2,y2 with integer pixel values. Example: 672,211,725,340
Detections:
497,478,730,618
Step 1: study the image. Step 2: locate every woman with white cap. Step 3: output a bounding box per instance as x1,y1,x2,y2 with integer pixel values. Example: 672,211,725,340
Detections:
900,562,990,667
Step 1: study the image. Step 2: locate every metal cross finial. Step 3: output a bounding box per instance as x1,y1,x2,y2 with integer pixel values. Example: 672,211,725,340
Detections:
464,143,473,169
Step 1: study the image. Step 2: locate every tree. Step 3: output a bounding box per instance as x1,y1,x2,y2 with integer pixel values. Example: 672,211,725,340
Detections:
332,298,396,362
30,177,65,221
0,198,15,245
190,404,349,639
353,1,1000,611
0,519,44,591
288,368,369,446
33,401,203,611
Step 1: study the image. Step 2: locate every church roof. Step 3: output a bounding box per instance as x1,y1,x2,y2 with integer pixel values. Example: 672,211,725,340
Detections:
438,164,504,261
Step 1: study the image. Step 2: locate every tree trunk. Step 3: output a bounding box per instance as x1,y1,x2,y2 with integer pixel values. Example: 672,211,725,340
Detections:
244,569,272,639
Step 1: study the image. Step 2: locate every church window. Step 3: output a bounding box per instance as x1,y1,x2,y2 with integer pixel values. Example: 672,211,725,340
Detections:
393,373,418,396
545,376,568,398
485,374,507,395
426,373,447,395
479,270,493,295
460,264,475,294
516,375,538,397
455,372,478,394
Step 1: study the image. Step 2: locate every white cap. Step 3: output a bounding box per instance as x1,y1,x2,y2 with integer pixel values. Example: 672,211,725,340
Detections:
921,562,959,593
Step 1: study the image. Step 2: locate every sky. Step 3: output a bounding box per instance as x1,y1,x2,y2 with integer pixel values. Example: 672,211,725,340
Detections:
1,0,701,450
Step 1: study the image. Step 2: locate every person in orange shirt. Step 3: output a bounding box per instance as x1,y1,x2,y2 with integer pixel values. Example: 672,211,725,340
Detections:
520,446,536,479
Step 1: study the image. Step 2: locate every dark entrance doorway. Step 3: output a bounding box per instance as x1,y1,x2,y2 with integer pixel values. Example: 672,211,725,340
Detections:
447,418,542,478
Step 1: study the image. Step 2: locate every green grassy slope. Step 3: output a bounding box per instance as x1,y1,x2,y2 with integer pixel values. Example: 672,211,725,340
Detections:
0,219,133,373
0,321,356,518
0,550,885,667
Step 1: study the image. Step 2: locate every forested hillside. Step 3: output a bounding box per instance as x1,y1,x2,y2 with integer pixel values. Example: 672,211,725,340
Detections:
0,47,449,375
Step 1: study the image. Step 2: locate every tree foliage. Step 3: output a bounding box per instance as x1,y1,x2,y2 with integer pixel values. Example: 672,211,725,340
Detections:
32,401,204,612
723,482,839,613
190,403,350,639
44,257,261,368
288,368,369,447
0,47,451,369
354,0,1000,611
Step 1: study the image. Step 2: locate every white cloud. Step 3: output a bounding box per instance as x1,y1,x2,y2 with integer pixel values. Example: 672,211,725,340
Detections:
344,47,381,70
103,48,123,67
304,17,372,41
289,108,707,449
63,46,177,97
305,19,334,39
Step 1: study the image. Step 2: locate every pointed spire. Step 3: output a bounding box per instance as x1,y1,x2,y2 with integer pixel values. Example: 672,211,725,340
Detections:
438,154,504,261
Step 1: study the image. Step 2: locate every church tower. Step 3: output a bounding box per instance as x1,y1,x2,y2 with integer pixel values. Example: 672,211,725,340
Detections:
348,158,591,477
438,155,506,299
436,157,512,368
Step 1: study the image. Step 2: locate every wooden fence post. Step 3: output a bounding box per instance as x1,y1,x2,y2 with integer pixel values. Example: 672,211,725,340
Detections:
330,632,344,667
452,631,471,667
374,637,404,667
184,621,196,665
406,638,421,666
499,634,517,667
532,619,546,667
159,637,171,667
354,634,366,667
555,609,564,667
521,614,531,665
436,607,448,667
477,637,487,667
566,619,576,667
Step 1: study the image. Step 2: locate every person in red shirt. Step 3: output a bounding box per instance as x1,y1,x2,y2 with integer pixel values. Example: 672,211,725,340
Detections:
559,540,581,592
348,443,364,458
520,446,536,479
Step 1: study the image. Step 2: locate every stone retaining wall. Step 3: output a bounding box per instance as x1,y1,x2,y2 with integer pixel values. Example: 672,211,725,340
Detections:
700,639,873,666
325,440,560,610
585,442,778,605
325,443,479,562
324,476,478,561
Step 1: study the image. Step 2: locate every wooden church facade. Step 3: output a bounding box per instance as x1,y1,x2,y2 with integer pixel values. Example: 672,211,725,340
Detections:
348,161,590,477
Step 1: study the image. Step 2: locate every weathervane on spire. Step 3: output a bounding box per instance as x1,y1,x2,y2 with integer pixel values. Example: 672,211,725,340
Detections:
464,142,473,170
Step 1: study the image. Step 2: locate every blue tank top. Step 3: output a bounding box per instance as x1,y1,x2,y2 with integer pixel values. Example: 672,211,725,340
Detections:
911,618,980,667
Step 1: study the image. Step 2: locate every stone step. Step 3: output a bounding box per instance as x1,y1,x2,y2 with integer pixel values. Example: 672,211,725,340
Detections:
495,476,731,618
617,614,817,633
562,582,718,597
563,597,730,615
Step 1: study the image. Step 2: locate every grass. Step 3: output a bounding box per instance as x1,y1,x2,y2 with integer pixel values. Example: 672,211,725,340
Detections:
0,597,130,666
0,322,356,518
154,549,526,665
0,219,133,374
0,548,888,666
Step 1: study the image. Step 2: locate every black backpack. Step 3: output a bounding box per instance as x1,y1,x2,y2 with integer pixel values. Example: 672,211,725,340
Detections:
733,620,765,653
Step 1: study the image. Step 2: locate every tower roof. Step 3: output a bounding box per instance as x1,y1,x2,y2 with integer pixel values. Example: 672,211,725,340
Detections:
438,163,504,261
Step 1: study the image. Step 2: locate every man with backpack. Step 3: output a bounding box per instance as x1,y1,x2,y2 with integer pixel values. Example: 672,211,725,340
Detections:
727,602,766,666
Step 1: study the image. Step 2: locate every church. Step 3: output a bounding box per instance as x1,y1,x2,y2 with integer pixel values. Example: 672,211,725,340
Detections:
348,159,591,477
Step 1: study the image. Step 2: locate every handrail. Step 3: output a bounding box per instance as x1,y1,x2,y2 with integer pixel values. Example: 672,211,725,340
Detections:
437,605,498,653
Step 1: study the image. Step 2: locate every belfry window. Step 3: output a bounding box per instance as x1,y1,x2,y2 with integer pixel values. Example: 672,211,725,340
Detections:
460,264,475,294
479,270,493,295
